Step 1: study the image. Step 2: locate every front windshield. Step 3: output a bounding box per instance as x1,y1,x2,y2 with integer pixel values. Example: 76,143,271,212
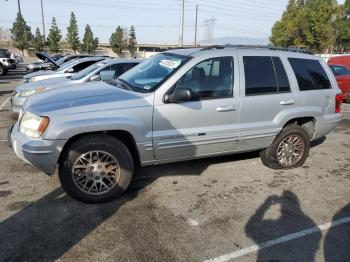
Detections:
118,53,189,92
56,56,69,66
57,59,77,72
330,65,350,76
71,61,105,80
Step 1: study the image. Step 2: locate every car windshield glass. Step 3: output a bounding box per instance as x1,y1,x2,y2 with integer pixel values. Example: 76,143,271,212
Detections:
71,62,105,80
117,53,189,92
57,59,77,72
330,65,350,76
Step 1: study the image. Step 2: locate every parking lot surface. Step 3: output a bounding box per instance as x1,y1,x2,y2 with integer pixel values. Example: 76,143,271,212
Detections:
0,61,349,261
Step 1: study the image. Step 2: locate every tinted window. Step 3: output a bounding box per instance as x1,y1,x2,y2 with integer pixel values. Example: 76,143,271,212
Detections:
72,60,100,72
272,57,290,93
288,58,331,91
244,56,290,95
175,56,234,99
244,56,277,95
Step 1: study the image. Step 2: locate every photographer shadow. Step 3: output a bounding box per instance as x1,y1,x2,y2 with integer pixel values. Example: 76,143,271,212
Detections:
245,190,321,261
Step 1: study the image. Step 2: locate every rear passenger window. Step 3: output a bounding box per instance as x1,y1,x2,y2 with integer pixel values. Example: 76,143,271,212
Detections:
244,56,290,95
288,58,331,91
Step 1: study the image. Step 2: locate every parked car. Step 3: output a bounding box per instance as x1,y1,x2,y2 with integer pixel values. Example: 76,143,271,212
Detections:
9,46,343,203
328,64,350,102
328,55,350,69
25,53,95,73
0,48,16,76
11,59,141,113
22,56,106,83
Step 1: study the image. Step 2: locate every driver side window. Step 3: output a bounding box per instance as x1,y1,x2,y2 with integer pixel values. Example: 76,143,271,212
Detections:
175,56,234,100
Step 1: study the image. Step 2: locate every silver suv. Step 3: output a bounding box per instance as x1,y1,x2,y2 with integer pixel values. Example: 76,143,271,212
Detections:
9,46,343,203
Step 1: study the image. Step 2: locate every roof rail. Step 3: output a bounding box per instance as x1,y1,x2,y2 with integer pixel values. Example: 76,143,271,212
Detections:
200,44,313,54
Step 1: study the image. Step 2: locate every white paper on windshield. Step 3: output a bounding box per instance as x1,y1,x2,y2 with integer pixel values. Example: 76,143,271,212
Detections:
159,59,181,69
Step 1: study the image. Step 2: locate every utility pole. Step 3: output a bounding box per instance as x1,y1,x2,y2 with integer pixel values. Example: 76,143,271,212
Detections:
194,4,198,46
179,0,184,47
40,0,46,49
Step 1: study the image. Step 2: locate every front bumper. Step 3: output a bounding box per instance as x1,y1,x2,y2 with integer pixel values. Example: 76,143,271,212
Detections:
9,122,67,176
11,95,27,113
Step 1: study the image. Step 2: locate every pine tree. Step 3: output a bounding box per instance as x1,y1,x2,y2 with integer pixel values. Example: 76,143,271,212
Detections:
33,27,45,52
81,24,97,54
128,25,137,56
47,17,62,53
110,26,124,56
66,12,79,53
10,12,33,55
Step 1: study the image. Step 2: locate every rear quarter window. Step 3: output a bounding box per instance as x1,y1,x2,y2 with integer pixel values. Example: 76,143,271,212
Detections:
288,58,331,91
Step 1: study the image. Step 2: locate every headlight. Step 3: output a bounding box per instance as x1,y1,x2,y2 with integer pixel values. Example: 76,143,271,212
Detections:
18,87,46,97
20,112,50,139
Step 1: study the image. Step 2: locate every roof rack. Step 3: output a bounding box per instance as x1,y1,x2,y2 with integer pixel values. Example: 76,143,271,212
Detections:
200,44,313,54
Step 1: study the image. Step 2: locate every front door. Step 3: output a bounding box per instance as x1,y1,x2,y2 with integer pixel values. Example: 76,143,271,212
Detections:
153,55,240,161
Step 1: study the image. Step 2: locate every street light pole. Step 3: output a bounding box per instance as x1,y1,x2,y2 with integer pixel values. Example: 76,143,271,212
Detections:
179,0,184,47
194,4,198,46
40,0,46,49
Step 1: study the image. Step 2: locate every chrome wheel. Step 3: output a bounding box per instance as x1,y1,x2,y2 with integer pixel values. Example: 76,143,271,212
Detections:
72,150,120,195
277,135,305,167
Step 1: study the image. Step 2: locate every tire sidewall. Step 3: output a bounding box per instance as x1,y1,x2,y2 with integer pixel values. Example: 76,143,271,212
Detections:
59,136,133,203
269,126,310,169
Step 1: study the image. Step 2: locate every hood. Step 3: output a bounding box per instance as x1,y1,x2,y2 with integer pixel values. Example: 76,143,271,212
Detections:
24,81,152,114
24,70,56,79
36,52,59,69
16,77,71,92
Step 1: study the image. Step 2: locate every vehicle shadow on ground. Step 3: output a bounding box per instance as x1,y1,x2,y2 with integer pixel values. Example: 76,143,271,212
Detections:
245,191,322,261
0,151,259,261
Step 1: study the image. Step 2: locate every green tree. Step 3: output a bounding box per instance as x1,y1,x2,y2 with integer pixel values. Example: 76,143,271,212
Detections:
332,0,350,52
110,26,124,56
10,12,33,55
66,12,80,53
47,17,62,53
32,27,45,52
270,0,337,53
81,24,98,54
128,25,137,55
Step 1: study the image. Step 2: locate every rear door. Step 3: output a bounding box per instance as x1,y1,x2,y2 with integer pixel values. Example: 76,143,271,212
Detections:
237,51,299,150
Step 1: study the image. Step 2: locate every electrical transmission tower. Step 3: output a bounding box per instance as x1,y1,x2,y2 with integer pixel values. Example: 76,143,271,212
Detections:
204,17,217,41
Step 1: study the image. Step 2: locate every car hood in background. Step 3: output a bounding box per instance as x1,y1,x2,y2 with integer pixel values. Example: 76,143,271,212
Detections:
24,70,56,79
36,52,59,69
24,81,152,114
16,77,71,92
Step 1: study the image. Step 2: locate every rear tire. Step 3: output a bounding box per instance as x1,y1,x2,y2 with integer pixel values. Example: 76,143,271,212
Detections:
260,125,310,170
59,134,134,203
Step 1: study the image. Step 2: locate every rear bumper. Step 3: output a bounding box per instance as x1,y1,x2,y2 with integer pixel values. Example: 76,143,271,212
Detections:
9,122,66,176
314,113,343,139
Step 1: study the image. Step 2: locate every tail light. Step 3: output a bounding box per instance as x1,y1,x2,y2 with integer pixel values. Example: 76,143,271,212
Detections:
335,93,343,113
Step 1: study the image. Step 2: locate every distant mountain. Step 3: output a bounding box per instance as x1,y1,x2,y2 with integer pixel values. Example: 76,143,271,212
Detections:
199,36,270,46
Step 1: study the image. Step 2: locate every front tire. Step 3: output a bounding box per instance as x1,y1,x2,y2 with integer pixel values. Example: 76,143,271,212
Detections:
260,125,310,170
0,64,6,76
59,134,134,203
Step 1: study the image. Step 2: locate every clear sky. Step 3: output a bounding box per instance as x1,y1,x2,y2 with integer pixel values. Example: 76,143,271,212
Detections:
0,0,346,44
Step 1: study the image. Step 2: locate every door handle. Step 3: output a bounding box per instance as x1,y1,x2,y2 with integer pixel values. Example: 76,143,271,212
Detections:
216,105,236,112
280,100,295,105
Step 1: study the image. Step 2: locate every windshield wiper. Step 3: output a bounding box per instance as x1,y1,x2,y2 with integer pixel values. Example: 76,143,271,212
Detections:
118,78,134,91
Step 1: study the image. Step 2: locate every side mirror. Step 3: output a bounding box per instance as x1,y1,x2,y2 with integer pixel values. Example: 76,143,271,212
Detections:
66,68,74,73
89,75,101,82
164,88,193,103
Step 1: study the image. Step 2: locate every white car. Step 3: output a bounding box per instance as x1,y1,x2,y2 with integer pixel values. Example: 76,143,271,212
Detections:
11,59,141,113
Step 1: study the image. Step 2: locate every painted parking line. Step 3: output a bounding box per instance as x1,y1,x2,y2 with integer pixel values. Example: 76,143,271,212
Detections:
0,97,10,111
203,216,350,262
